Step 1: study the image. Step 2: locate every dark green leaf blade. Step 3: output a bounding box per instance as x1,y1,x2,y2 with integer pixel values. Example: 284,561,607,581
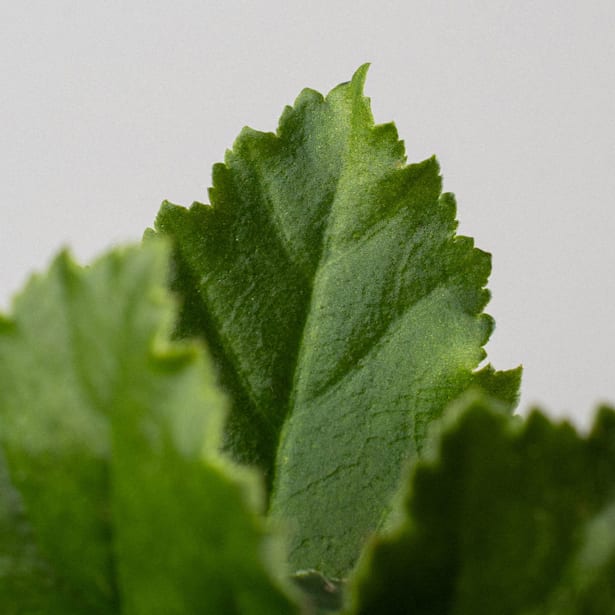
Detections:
346,396,615,615
155,66,514,575
470,364,522,411
531,498,615,615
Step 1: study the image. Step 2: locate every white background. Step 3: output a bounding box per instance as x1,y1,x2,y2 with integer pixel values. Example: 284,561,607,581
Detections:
1,1,614,424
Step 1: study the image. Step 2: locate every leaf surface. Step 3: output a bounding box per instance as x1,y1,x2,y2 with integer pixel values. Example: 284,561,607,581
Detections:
346,396,615,614
155,66,517,575
533,499,615,614
0,450,89,613
0,254,119,612
0,242,298,614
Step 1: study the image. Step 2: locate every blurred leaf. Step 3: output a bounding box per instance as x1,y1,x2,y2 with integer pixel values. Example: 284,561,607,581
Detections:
0,242,298,613
347,397,615,614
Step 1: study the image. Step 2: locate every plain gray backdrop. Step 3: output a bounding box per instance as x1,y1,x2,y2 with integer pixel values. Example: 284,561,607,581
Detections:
1,1,614,424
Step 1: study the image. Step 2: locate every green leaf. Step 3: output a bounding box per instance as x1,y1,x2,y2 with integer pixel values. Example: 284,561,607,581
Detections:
346,396,615,615
0,450,90,614
0,242,299,613
154,65,516,575
535,497,615,614
0,252,119,613
471,364,522,410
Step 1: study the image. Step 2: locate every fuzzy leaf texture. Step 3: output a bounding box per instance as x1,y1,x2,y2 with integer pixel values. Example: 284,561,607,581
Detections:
154,64,519,575
347,395,615,615
0,242,298,614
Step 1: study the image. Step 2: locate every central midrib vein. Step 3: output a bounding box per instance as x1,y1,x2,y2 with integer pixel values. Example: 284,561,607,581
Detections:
269,93,363,505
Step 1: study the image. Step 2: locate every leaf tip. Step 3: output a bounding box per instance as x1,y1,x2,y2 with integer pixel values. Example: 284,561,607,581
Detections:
352,62,371,89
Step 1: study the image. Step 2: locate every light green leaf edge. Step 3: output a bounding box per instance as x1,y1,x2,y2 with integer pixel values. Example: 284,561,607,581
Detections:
153,65,519,576
345,396,615,615
0,241,299,614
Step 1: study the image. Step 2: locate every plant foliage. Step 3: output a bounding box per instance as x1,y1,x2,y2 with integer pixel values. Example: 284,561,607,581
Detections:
1,67,612,613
